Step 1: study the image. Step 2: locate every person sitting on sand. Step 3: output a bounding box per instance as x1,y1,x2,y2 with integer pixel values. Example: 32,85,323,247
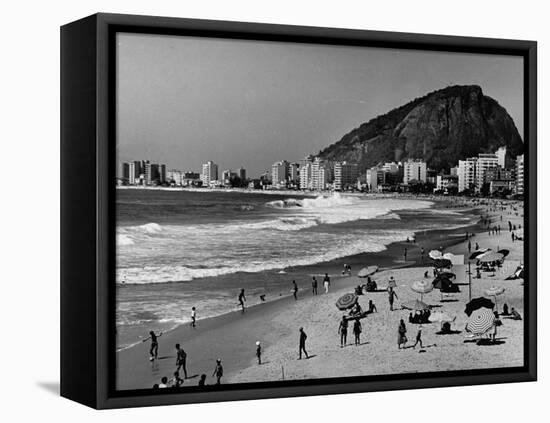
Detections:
353,318,362,345
198,374,206,386
350,302,363,316
170,371,184,387
238,289,246,312
212,359,223,385
256,341,262,364
323,273,331,294
143,330,163,361
338,316,348,347
398,319,407,349
175,344,188,379
510,307,522,320
502,303,510,316
159,377,169,388
368,300,377,314
312,277,318,295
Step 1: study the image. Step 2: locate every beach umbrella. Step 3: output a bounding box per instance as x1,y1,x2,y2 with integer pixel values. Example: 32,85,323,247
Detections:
335,293,358,310
411,280,433,301
357,266,378,278
497,249,510,258
485,285,505,309
432,258,452,269
465,297,495,316
432,276,453,290
401,299,429,311
466,307,495,335
478,252,504,263
469,249,491,260
439,272,456,280
429,311,455,323
429,250,443,260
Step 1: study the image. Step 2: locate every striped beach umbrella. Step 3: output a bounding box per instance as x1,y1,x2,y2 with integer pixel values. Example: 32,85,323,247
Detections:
335,293,358,310
466,307,495,335
411,280,433,301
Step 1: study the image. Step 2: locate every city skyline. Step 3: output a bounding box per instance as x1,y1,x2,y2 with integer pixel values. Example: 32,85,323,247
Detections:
117,33,523,177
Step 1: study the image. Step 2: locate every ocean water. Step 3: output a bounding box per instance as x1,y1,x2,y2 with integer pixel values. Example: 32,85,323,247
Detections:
116,189,475,350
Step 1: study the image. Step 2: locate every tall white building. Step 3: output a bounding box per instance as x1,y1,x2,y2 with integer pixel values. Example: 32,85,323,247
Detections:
458,158,477,192
334,161,358,191
288,162,300,183
299,156,313,190
201,161,218,187
403,159,427,184
271,160,289,186
516,154,524,195
496,146,507,168
312,158,332,190
476,153,499,188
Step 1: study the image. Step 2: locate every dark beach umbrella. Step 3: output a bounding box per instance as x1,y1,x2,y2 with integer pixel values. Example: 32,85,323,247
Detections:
469,249,491,260
465,297,495,316
335,293,358,310
518,268,525,279
432,276,453,290
357,266,378,278
478,252,504,263
432,258,452,269
439,272,456,280
466,307,495,335
497,249,510,258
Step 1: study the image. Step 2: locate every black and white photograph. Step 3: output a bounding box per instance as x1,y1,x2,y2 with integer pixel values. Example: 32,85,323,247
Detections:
114,32,528,391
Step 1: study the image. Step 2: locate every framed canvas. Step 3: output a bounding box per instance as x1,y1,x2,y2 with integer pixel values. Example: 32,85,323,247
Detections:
60,13,537,409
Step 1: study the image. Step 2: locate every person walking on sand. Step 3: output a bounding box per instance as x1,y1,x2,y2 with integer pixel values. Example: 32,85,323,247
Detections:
353,318,362,345
413,328,423,349
398,319,407,349
143,330,163,361
298,327,309,359
312,276,318,295
292,280,299,300
212,359,223,384
175,344,188,379
190,307,196,328
388,286,398,311
256,341,262,364
238,289,246,312
338,315,348,347
468,240,471,253
420,247,425,263
323,273,331,294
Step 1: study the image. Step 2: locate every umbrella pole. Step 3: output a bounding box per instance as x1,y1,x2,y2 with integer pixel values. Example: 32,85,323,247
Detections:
468,260,472,302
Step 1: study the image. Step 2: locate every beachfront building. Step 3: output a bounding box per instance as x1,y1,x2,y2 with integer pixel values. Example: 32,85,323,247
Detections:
366,166,385,192
236,167,247,182
288,162,300,183
201,161,218,187
458,158,477,192
271,160,289,187
496,146,507,168
450,166,458,177
311,157,332,190
403,159,427,184
334,161,358,191
476,153,499,190
119,162,130,184
144,162,162,185
516,154,524,195
128,161,142,185
435,174,458,193
300,156,314,190
166,169,184,186
221,169,234,186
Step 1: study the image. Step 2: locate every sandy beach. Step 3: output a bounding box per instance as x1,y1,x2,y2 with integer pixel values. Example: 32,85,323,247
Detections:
116,198,525,390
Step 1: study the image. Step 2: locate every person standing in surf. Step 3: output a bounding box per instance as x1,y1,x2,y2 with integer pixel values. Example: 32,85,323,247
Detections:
292,280,299,300
190,307,196,328
238,289,246,312
143,330,163,361
312,276,318,295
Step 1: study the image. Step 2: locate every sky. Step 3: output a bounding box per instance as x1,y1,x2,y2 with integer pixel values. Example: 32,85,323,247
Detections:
117,33,524,177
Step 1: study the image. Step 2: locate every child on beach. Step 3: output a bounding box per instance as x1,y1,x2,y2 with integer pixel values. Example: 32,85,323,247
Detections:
338,315,348,347
256,341,262,364
159,377,169,388
212,359,224,384
353,318,362,345
143,330,163,361
238,289,246,312
190,307,196,328
323,273,330,293
198,374,207,386
175,344,188,379
312,277,318,295
170,371,184,387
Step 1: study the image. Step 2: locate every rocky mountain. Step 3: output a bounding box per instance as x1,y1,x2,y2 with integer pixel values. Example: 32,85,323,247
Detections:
318,85,523,173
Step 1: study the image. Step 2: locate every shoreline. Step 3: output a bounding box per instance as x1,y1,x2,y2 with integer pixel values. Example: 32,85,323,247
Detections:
116,203,486,390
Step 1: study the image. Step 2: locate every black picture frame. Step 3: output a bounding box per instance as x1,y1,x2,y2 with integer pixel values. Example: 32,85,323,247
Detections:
61,12,537,409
